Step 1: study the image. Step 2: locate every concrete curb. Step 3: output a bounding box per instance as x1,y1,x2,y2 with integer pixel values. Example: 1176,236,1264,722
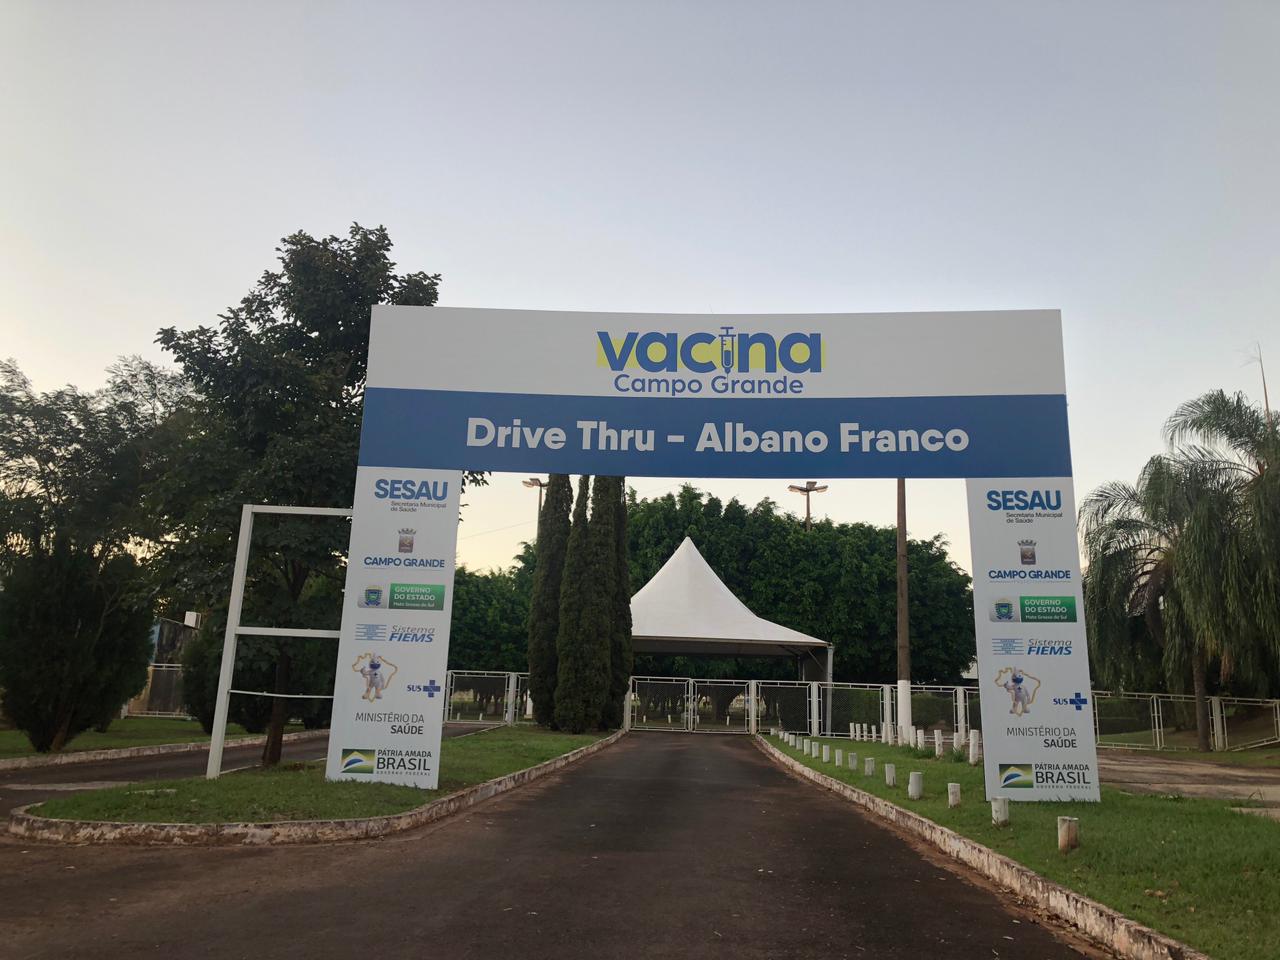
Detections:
0,729,329,772
9,729,625,846
755,735,1208,960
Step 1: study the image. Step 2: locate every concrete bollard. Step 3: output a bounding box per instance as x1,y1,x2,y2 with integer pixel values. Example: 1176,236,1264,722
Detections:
864,757,875,776
847,752,857,771
991,796,1010,827
934,730,944,757
834,748,843,767
884,763,897,787
802,738,810,754
952,732,963,752
886,725,896,746
871,724,878,741
810,741,819,758
916,729,926,750
667,714,671,725
968,730,982,765
947,782,961,808
1058,817,1080,853
822,745,831,763
908,771,923,800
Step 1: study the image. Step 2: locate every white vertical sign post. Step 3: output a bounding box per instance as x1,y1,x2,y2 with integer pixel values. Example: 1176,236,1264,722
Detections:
324,468,462,788
966,481,1100,801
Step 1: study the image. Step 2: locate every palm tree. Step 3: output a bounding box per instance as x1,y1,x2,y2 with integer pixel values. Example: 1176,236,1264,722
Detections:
1164,390,1280,662
1081,455,1246,750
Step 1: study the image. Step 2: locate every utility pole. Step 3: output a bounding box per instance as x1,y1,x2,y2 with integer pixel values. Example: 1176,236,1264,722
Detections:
786,481,829,530
896,477,911,739
522,477,549,526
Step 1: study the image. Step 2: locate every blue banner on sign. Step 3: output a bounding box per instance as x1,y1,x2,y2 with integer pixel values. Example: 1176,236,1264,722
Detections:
358,388,1072,479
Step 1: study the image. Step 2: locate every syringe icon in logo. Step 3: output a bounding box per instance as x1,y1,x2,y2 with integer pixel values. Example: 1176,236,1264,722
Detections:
719,325,736,374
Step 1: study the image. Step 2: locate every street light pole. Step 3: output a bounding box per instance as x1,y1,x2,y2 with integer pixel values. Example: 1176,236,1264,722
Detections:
786,481,829,531
522,477,549,527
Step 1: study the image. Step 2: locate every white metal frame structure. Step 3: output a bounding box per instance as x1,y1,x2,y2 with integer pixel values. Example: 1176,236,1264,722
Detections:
206,504,351,779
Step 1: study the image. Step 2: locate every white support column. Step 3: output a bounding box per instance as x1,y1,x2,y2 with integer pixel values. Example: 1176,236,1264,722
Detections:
1210,696,1227,751
504,672,519,725
896,679,912,745
809,681,820,738
206,505,255,780
954,686,968,739
748,680,759,734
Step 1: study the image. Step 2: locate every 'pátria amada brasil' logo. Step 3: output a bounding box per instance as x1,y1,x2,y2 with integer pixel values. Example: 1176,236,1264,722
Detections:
597,325,824,396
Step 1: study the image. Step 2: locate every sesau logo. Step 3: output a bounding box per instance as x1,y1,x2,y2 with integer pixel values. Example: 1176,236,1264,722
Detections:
986,489,1063,512
374,478,450,502
597,327,822,375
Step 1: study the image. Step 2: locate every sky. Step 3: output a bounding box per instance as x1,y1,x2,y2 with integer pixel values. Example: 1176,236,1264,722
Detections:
2,1,1277,575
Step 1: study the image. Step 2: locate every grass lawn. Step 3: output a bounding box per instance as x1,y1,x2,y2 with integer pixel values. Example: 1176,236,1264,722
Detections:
0,716,305,760
772,733,1280,960
33,726,604,824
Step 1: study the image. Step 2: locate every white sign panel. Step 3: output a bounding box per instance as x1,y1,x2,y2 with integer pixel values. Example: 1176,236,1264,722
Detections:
966,478,1100,802
325,467,461,788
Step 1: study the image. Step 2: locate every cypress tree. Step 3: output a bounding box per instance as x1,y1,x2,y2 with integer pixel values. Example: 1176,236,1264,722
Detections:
603,477,634,728
527,474,572,726
554,475,613,733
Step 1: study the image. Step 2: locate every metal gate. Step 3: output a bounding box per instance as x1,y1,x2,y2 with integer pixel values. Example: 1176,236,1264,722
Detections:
630,676,694,731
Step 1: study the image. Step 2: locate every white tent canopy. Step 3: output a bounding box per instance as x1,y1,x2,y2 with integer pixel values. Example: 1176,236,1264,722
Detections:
630,537,831,676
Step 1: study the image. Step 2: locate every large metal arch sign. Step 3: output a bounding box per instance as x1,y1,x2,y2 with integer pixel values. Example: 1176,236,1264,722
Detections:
327,307,1100,802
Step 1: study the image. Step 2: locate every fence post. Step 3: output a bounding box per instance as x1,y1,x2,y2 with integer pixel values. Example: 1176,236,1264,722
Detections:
809,681,820,738
748,680,758,734
881,684,893,742
1210,697,1227,751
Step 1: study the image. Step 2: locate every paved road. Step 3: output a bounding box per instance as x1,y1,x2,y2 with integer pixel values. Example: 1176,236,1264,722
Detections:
0,725,489,818
1,733,1093,960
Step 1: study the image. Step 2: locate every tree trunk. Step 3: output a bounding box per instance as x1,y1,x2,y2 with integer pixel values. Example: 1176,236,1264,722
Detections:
49,711,74,753
262,649,292,766
1191,651,1211,752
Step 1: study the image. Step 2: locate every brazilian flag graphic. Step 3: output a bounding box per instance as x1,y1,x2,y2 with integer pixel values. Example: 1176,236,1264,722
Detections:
340,748,376,774
998,763,1034,788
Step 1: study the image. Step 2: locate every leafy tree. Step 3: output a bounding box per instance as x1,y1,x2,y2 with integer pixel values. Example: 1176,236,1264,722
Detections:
554,476,612,732
527,475,571,725
0,546,152,751
153,224,483,764
450,552,534,672
0,357,184,566
0,357,180,747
